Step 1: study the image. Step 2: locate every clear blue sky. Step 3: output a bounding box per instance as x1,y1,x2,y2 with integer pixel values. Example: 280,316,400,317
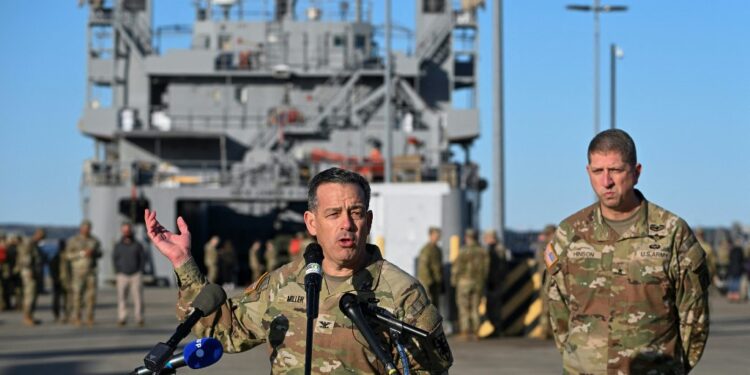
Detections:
1,1,748,230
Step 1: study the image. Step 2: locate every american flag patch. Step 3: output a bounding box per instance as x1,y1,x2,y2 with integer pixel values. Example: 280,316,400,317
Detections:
544,243,558,271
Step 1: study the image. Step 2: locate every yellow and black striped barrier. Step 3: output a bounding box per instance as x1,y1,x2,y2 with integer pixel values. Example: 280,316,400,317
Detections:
477,259,546,338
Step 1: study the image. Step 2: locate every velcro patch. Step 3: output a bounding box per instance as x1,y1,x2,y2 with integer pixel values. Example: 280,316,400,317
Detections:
315,314,335,335
544,243,559,272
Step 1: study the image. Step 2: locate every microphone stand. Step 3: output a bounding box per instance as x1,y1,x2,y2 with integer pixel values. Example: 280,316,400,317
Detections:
302,243,323,375
304,275,320,375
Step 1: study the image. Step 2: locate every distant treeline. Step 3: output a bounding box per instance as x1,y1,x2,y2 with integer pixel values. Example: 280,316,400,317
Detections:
0,224,78,240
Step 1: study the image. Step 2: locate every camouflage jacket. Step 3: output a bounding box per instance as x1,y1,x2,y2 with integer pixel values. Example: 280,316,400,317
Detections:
175,244,453,374
450,244,489,286
417,242,443,289
14,238,42,274
64,234,102,274
204,244,219,268
545,192,710,375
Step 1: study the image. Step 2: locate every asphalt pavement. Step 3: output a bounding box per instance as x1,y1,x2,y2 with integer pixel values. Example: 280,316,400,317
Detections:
0,287,747,374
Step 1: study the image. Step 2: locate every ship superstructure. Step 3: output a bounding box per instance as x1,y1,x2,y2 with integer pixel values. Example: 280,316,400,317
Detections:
79,0,486,284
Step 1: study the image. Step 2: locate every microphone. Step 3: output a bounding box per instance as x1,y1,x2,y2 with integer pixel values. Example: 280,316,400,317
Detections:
144,284,227,372
359,302,429,339
303,243,324,375
303,243,324,319
131,337,223,375
339,293,399,375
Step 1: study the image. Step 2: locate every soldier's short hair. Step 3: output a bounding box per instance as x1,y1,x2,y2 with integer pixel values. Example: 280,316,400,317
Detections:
80,219,92,228
428,227,441,235
587,129,637,167
483,229,497,239
307,167,371,212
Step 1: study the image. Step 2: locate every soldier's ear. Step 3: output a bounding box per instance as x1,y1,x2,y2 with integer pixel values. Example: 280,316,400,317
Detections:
304,211,318,236
365,210,373,235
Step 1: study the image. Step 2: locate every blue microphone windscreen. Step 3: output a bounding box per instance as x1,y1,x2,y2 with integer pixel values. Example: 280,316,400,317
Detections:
183,337,224,369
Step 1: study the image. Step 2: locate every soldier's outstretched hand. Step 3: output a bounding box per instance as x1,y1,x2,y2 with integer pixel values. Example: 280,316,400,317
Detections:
145,208,192,268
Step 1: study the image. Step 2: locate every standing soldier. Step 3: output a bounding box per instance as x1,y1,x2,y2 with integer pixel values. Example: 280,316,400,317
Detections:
0,234,8,311
65,220,102,327
417,227,444,308
203,236,220,284
264,239,279,272
545,129,709,373
16,229,45,326
219,239,237,288
247,240,265,282
483,229,508,334
49,239,71,323
451,228,489,340
695,228,718,288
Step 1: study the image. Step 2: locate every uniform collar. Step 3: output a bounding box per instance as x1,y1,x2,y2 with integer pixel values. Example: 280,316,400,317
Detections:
592,189,650,242
294,243,384,293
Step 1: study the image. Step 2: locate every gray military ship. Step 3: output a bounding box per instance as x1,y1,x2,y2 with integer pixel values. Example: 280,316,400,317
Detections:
78,0,486,285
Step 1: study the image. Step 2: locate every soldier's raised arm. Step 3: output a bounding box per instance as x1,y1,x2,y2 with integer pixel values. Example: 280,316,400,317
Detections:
144,209,268,353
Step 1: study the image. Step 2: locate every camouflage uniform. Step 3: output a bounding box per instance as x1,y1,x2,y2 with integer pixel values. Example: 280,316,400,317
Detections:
65,233,102,324
417,241,443,308
175,244,453,374
204,241,219,284
15,237,43,323
545,192,710,374
695,236,717,284
248,241,266,283
451,238,489,336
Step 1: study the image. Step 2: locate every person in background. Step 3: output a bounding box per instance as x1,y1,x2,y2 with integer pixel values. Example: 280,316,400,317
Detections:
727,237,745,303
65,219,102,327
16,229,45,326
113,222,147,326
203,236,220,284
416,226,444,308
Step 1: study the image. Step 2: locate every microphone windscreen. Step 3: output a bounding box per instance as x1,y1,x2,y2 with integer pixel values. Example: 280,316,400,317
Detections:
183,337,223,369
339,292,358,312
192,284,227,316
303,242,324,265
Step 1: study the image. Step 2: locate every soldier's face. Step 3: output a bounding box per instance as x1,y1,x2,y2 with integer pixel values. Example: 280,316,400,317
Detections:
304,183,372,270
80,224,91,236
586,151,641,212
430,231,441,243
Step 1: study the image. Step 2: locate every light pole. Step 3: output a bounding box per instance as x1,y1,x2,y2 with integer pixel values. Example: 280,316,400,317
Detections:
566,1,627,135
610,43,624,129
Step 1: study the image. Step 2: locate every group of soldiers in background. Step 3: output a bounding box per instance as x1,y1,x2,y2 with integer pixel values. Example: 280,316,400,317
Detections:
417,226,518,341
1,217,748,333
203,231,313,289
415,223,750,341
0,220,101,327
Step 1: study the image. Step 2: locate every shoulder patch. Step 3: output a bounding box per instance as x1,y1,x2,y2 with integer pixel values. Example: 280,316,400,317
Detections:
544,243,559,272
244,272,270,295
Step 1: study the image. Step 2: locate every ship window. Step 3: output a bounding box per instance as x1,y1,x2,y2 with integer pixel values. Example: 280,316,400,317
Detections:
354,35,366,49
333,35,346,47
423,0,445,13
91,84,113,108
119,198,150,223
